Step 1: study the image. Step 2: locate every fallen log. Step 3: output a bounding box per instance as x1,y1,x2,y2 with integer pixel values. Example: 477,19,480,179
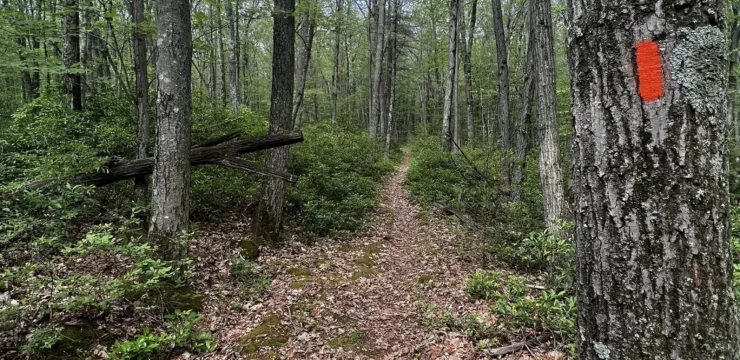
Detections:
27,132,303,189
484,331,552,357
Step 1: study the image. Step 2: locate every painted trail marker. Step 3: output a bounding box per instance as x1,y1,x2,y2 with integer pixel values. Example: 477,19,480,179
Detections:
635,40,664,102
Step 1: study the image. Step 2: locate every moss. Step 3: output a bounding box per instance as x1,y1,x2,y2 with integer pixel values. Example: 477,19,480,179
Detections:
355,254,374,267
237,314,290,356
417,274,436,284
338,242,355,252
48,321,114,359
327,329,364,350
160,281,203,312
245,350,279,360
288,280,310,289
287,267,311,277
351,266,377,281
240,239,263,260
363,242,383,255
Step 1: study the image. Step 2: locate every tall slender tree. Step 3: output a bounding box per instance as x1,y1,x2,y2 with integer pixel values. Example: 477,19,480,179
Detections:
292,0,316,128
510,0,535,201
533,0,564,229
369,0,386,139
569,0,738,358
132,0,149,203
62,0,82,110
149,0,193,259
255,0,295,242
461,0,477,144
225,0,240,114
331,0,343,124
442,0,459,151
491,0,509,149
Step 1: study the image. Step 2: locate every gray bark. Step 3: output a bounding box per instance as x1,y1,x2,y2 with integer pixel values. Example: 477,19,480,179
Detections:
491,0,509,149
510,0,535,201
255,0,295,243
132,0,149,203
331,0,342,124
217,4,227,107
149,0,193,257
442,0,459,152
225,0,239,114
533,0,564,229
568,0,739,358
729,3,740,146
62,0,82,111
384,0,397,159
369,0,385,139
462,0,477,144
292,2,316,129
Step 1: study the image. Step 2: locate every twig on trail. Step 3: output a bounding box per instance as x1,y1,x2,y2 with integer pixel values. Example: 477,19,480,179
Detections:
484,331,552,357
526,284,546,290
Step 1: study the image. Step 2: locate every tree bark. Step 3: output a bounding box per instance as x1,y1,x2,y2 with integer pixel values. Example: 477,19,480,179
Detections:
510,0,536,201
369,0,385,139
442,0,459,152
255,0,295,243
150,0,193,257
132,0,150,204
217,4,227,107
384,0,397,159
331,0,343,124
292,1,316,128
568,0,739,358
728,3,740,146
62,0,82,111
533,0,564,229
225,0,240,114
491,0,509,149
462,0,477,145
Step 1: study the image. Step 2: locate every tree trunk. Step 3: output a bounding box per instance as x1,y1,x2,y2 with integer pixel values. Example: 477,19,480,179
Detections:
462,0,477,145
442,0,459,151
132,0,149,204
62,0,82,111
150,0,193,258
533,0,564,229
225,0,239,114
569,0,739,358
217,5,227,107
729,3,740,146
384,0,397,159
510,0,535,201
491,0,509,149
331,0,342,124
369,0,385,139
255,0,295,243
292,2,316,129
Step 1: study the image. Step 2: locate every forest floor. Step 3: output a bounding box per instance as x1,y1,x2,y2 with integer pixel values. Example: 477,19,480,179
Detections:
186,154,563,360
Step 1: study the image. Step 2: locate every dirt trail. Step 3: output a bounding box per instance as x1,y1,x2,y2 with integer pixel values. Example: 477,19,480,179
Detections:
198,154,489,359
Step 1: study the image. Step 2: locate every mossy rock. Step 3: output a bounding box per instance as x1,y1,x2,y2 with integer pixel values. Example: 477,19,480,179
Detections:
287,267,311,277
237,314,290,356
351,266,377,281
417,274,436,284
240,239,263,260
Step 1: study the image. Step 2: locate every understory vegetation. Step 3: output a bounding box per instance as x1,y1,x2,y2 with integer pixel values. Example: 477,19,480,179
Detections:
0,96,397,358
406,136,740,356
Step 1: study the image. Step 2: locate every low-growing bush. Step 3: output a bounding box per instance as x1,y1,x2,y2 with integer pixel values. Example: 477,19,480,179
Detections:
110,310,216,359
287,123,398,236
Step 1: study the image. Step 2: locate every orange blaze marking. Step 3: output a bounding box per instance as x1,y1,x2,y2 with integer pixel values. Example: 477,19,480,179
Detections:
635,40,664,102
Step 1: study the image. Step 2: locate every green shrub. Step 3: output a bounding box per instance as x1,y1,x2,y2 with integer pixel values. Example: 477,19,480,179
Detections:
465,270,503,300
287,123,397,236
110,310,216,359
